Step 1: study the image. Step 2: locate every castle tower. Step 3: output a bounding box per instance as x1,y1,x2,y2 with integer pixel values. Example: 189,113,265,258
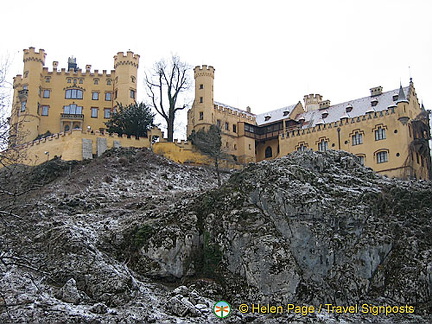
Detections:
187,65,215,135
113,51,140,106
11,47,46,144
303,94,323,111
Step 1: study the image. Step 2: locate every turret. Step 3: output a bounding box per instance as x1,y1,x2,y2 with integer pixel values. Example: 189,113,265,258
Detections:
396,83,410,124
113,51,140,106
303,94,322,112
187,65,215,135
14,47,46,143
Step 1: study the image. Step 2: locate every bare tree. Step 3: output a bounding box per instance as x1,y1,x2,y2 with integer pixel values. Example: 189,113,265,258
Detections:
145,55,191,142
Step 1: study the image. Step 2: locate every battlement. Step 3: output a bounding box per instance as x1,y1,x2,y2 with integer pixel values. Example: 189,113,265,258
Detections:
214,102,256,121
23,47,46,64
280,106,396,140
303,93,323,101
114,51,140,69
41,66,114,77
194,65,215,78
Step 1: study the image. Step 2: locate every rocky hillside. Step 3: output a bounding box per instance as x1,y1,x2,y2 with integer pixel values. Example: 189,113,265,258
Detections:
0,148,431,323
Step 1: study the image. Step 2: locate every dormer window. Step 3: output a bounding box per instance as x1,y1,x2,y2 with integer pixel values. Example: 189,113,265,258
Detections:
345,105,353,113
264,115,271,121
371,99,378,107
321,111,329,119
392,94,398,101
283,110,289,116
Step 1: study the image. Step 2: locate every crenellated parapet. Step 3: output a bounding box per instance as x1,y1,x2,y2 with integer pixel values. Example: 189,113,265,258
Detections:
23,47,46,65
113,51,140,69
281,107,396,140
194,65,215,78
214,102,256,121
41,66,115,77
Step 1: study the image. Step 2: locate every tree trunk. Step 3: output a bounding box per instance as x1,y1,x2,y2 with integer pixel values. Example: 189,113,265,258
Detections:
167,116,175,142
215,157,221,187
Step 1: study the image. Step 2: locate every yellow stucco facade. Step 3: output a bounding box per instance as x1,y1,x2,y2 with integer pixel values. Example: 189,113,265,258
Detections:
10,47,139,145
6,49,431,179
187,65,431,180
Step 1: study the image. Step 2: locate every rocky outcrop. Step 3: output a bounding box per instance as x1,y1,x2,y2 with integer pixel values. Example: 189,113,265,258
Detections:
0,148,431,323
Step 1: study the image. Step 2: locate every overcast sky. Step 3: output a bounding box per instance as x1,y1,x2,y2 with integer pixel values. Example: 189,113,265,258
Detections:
2,0,431,138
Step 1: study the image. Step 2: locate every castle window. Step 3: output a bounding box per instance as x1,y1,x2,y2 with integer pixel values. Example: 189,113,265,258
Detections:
234,144,237,150
216,119,221,128
199,84,204,89
63,104,83,115
131,76,136,83
107,79,112,85
41,105,49,116
20,101,27,112
318,139,328,152
130,89,136,99
94,79,99,85
92,92,99,100
105,92,112,101
199,97,203,103
352,132,363,146
79,79,84,84
225,122,229,131
356,155,365,165
65,89,83,99
375,126,386,141
233,124,237,133
45,77,51,83
265,146,273,158
43,89,50,98
104,108,111,119
91,107,98,118
376,151,388,163
297,144,307,151
199,112,203,120
64,124,70,132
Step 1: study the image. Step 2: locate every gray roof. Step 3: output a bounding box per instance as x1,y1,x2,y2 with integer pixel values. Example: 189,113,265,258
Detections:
256,103,299,125
298,86,409,129
214,101,255,117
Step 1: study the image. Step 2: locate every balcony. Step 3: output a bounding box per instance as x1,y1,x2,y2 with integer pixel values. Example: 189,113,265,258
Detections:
60,113,84,120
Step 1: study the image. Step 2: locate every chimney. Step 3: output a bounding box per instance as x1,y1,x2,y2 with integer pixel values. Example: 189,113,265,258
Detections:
52,61,58,71
68,56,78,72
85,64,91,72
246,106,251,113
319,100,331,110
370,86,383,97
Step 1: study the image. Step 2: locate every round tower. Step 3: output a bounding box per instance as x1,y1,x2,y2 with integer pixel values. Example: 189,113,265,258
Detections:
15,47,46,143
113,51,140,106
187,65,215,135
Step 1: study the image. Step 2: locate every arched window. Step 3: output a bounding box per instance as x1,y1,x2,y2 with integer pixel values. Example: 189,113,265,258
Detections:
318,139,328,152
375,126,386,141
352,131,363,146
64,124,70,132
297,144,307,151
65,89,83,99
265,146,272,158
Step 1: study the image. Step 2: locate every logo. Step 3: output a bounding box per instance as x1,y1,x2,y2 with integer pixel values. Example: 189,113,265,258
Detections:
213,301,232,318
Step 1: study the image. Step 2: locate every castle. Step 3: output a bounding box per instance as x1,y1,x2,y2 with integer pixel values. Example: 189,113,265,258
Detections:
7,48,431,180
187,65,431,180
8,47,163,163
